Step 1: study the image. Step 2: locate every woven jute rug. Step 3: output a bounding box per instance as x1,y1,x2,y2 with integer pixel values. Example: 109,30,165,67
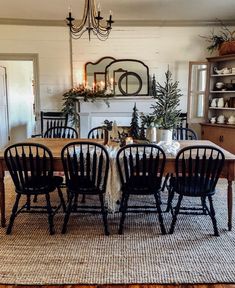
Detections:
0,176,235,285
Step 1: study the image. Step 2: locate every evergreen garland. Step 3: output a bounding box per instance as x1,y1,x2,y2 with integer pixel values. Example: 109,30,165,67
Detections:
151,69,182,129
62,84,114,127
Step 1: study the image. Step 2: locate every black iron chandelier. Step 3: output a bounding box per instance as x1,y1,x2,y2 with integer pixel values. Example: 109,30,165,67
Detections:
66,0,114,41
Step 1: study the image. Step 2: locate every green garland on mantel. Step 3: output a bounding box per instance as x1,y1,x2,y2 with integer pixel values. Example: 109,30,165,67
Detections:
62,84,114,127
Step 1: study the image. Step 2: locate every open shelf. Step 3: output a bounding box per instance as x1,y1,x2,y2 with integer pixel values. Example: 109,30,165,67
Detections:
209,107,235,110
210,90,235,93
211,73,235,77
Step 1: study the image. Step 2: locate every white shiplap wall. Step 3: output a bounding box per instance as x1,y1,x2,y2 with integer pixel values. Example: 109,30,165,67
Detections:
0,25,71,112
0,24,223,134
72,26,214,112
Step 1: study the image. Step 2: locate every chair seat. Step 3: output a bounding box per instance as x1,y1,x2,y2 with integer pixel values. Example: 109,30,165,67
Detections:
171,177,216,197
123,176,161,195
16,175,63,195
67,178,103,195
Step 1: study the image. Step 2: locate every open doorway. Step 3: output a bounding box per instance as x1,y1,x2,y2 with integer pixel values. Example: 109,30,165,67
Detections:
0,54,39,148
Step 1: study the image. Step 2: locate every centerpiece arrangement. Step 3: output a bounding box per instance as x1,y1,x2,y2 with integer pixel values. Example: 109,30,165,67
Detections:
123,69,182,143
62,83,114,126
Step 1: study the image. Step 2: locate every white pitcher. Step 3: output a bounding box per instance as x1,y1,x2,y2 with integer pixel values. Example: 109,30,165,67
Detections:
217,115,225,123
217,98,224,108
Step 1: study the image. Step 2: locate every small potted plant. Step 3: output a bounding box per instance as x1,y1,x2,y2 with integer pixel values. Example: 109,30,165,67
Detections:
151,69,182,143
140,114,159,142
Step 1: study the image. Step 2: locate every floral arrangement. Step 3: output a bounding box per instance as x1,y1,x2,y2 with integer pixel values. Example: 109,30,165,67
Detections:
62,84,114,126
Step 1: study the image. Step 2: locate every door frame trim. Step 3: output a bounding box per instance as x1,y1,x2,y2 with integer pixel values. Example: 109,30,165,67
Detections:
0,53,40,120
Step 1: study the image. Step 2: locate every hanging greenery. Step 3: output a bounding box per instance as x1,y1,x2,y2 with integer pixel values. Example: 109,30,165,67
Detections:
62,84,114,127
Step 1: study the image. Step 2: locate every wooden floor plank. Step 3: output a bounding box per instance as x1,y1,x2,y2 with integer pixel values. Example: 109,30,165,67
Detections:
0,285,235,288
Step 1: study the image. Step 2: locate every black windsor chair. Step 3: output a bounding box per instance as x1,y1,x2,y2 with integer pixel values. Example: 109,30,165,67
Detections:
4,143,66,235
31,126,78,204
172,127,198,141
164,127,198,212
44,126,78,138
32,111,68,138
61,141,110,235
87,126,109,145
177,112,188,129
116,143,166,235
169,145,225,236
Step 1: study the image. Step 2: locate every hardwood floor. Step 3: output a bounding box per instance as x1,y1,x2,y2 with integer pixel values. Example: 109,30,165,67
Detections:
0,285,234,288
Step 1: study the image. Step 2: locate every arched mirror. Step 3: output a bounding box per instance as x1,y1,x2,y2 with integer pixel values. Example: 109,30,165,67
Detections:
85,56,116,90
105,59,149,96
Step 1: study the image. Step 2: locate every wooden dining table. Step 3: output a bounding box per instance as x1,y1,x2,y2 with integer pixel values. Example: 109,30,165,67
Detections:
0,138,234,230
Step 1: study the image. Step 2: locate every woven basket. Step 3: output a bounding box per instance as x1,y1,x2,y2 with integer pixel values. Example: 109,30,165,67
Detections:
219,40,235,56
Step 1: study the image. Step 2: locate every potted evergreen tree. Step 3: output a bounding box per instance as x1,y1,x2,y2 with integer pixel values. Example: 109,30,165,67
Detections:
129,103,140,139
151,69,182,143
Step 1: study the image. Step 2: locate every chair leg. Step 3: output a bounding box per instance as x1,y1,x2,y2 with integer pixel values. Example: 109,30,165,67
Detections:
208,195,219,236
154,192,166,235
165,174,174,213
99,194,110,236
6,194,21,235
81,194,86,203
169,194,183,234
62,193,74,234
26,195,31,211
118,193,129,235
45,193,55,235
57,187,66,212
119,192,125,212
161,173,170,192
201,196,207,214
73,193,79,211
165,187,175,213
33,195,38,203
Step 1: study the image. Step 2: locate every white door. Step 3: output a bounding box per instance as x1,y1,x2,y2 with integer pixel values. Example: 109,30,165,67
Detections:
0,60,35,144
0,66,9,148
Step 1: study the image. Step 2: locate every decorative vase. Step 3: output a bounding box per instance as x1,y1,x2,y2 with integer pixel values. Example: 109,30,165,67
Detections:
146,127,157,143
157,129,173,143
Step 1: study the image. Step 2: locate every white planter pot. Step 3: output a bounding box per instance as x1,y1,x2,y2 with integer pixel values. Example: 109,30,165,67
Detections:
158,129,173,143
146,127,157,143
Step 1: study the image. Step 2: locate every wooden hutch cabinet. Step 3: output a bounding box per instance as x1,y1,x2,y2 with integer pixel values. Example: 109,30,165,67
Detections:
201,54,235,154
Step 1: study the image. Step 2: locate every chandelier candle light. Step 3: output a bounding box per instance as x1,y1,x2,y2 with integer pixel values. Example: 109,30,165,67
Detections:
66,0,114,41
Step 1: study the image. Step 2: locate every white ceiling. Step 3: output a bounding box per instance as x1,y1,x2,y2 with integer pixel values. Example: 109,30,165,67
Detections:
0,0,235,24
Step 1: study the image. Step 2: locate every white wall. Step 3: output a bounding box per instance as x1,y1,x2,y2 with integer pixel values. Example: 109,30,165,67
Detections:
0,25,71,113
0,24,229,124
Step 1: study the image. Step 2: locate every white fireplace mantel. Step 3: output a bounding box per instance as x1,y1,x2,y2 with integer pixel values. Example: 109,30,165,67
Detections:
78,96,155,137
